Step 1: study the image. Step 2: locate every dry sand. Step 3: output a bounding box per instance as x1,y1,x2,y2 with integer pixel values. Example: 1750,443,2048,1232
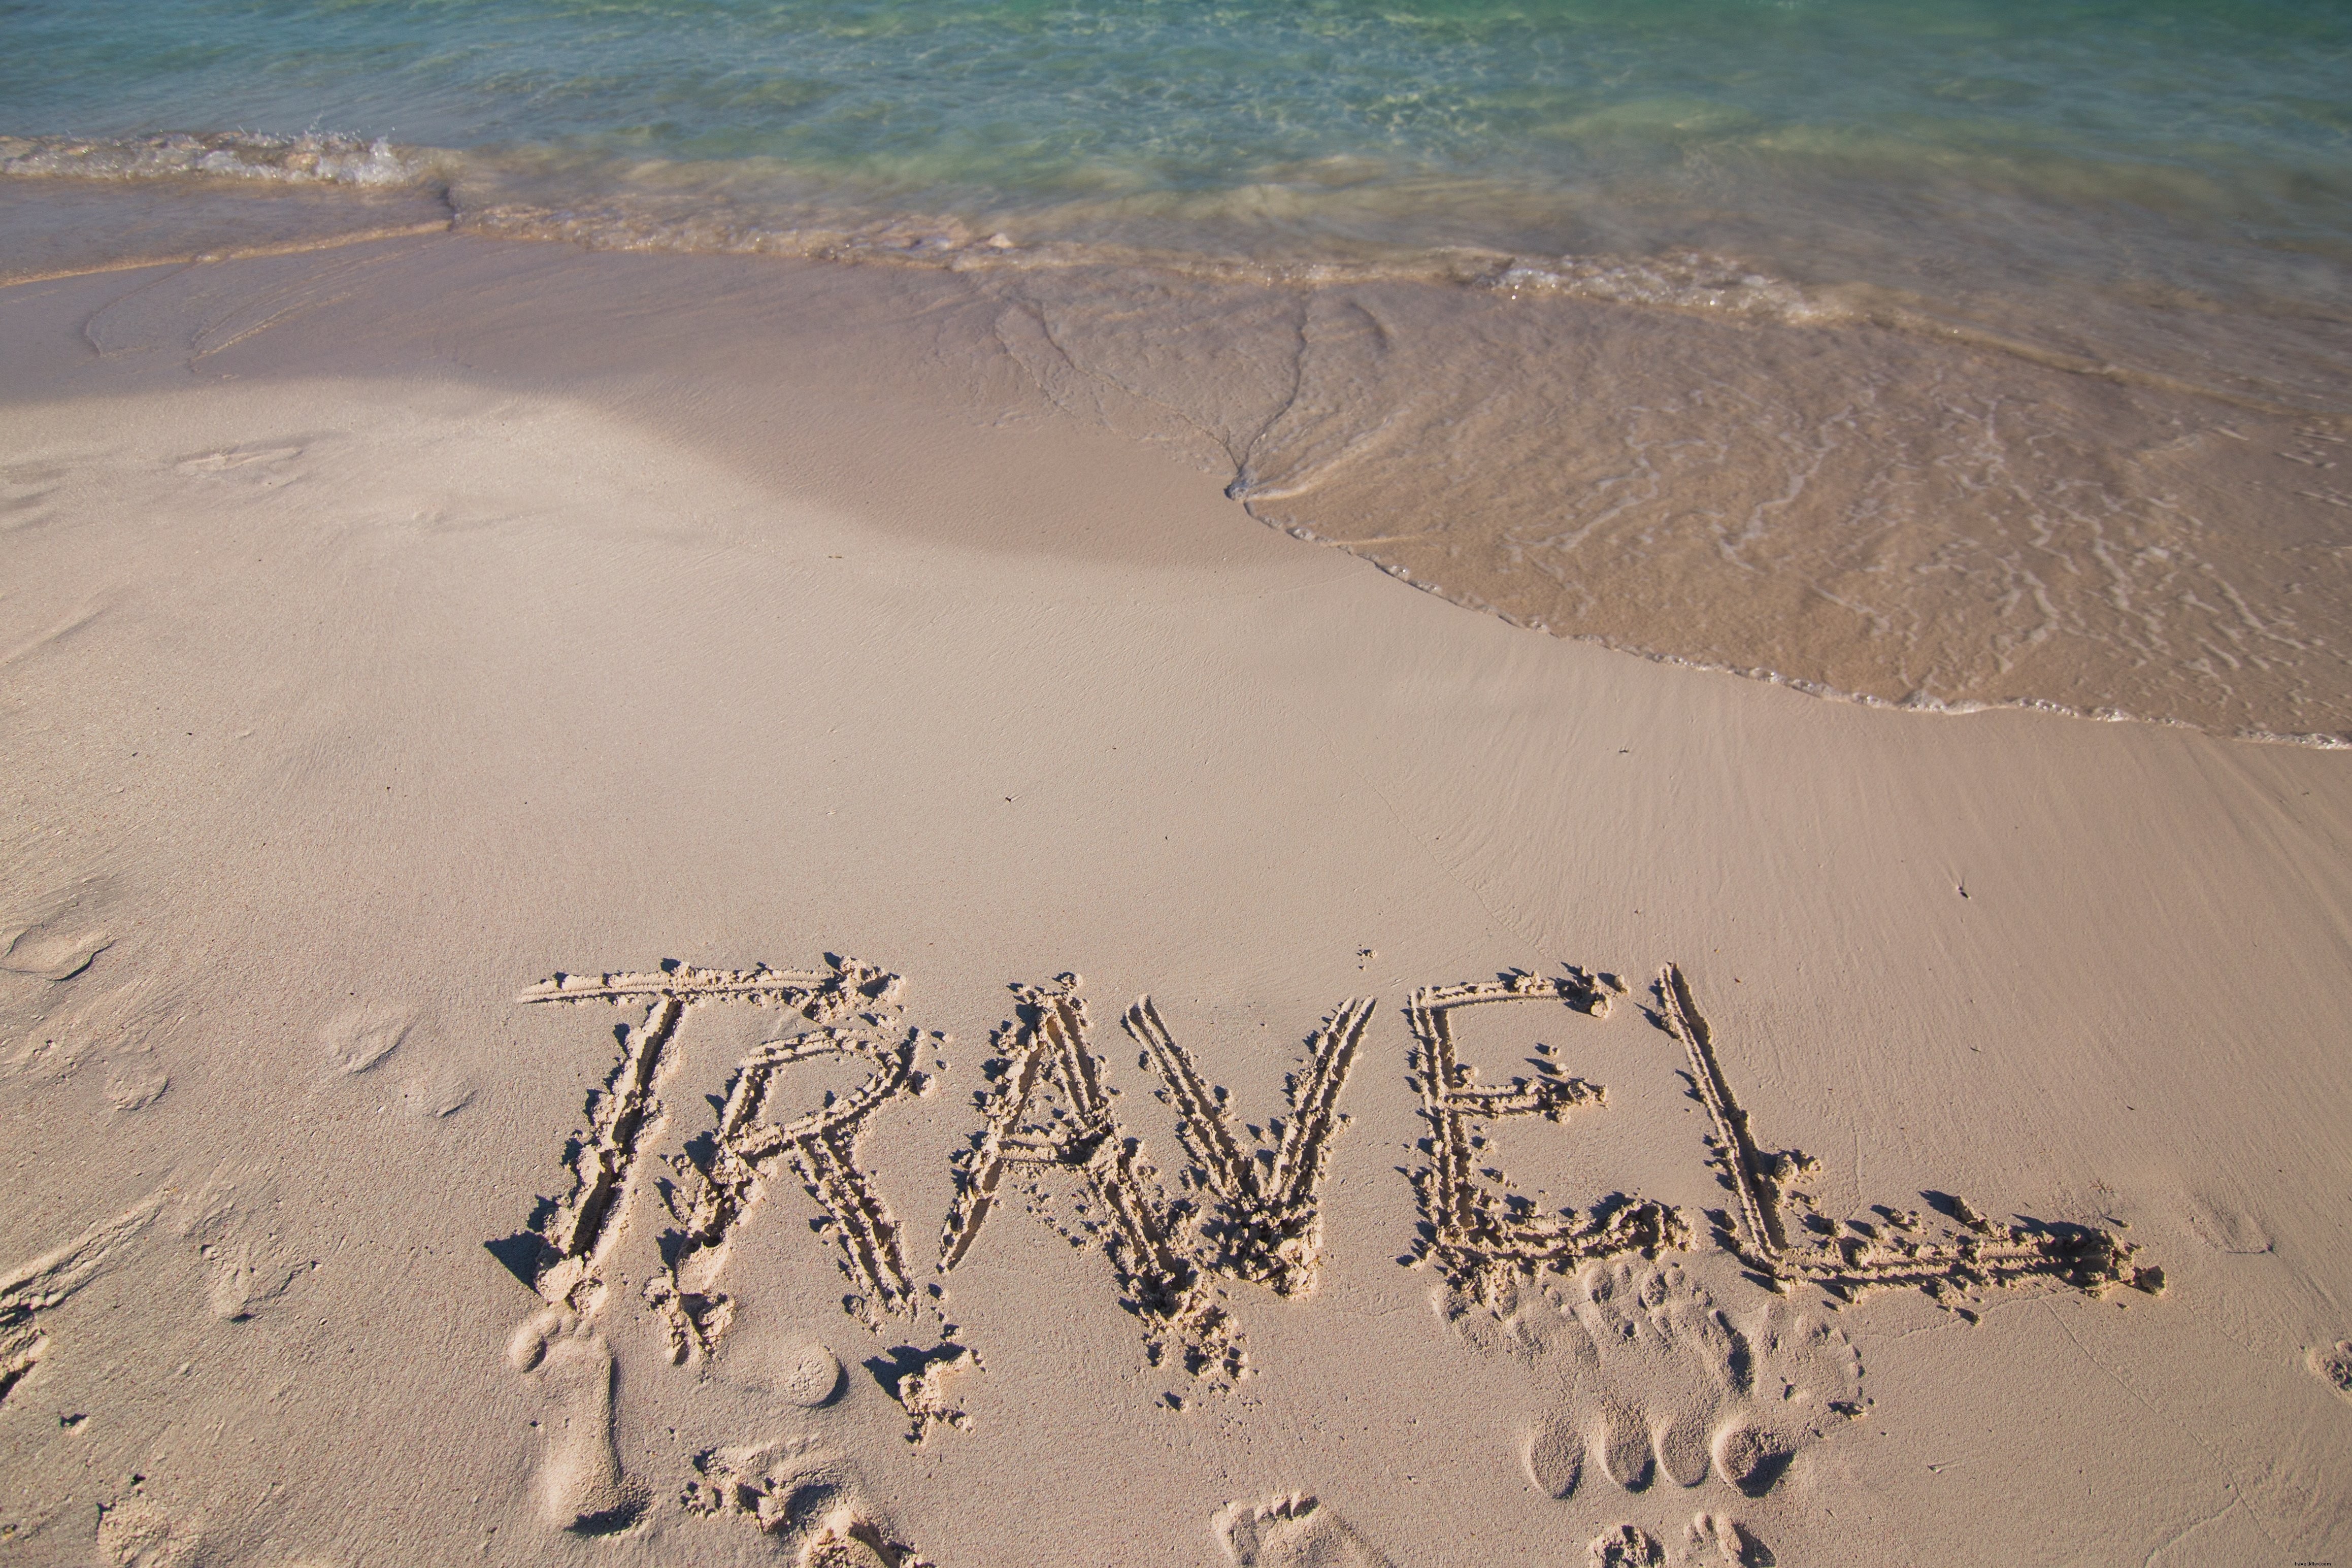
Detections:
3,230,2349,1567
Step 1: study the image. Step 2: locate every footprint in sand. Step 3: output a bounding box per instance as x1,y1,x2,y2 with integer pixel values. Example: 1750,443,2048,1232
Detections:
1684,1512,1768,1566
1440,1259,1860,1504
175,1173,313,1323
393,1066,475,1119
1586,1524,1661,1567
102,1056,169,1113
200,1239,314,1323
0,894,111,981
6,971,174,1086
510,1311,645,1535
1214,1494,1391,1568
320,1006,412,1076
3,1190,165,1410
6,971,175,1114
94,1487,201,1568
865,1343,981,1444
1588,1519,1764,1567
681,1440,921,1564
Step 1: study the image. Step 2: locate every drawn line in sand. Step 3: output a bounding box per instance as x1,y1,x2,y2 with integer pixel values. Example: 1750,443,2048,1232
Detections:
498,957,918,1531
1405,971,1687,1298
942,977,1233,1381
500,958,910,1336
1418,962,2152,1525
659,1021,934,1353
1654,964,2160,1304
503,985,685,1318
939,977,1371,1387
1123,993,1373,1298
1,1190,163,1407
1404,963,2155,1309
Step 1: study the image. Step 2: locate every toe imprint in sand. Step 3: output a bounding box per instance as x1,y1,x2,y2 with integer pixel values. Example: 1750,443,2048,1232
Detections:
1586,1523,1662,1566
1686,1512,1766,1566
2310,1340,2352,1403
1214,1493,1392,1568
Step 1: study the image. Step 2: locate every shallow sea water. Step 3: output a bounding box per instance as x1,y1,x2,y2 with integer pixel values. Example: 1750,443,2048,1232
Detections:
5,0,2350,738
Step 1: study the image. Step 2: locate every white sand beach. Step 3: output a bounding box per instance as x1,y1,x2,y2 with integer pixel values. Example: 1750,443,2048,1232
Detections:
4,228,2349,1567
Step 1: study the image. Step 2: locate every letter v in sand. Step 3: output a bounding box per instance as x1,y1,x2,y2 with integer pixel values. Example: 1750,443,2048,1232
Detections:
938,976,1373,1389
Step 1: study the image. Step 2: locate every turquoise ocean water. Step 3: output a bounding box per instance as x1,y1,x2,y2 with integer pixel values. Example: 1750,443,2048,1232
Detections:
6,1,2352,738
7,0,2351,401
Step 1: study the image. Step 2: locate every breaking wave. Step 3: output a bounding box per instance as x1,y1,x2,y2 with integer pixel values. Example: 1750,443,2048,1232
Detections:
1,130,427,188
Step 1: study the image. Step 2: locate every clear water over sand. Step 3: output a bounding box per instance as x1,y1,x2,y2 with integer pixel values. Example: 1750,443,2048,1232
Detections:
7,0,2349,738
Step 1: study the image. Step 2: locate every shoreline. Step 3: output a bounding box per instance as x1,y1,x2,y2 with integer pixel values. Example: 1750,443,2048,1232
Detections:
11,144,2352,417
3,220,2349,1565
8,187,2352,745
